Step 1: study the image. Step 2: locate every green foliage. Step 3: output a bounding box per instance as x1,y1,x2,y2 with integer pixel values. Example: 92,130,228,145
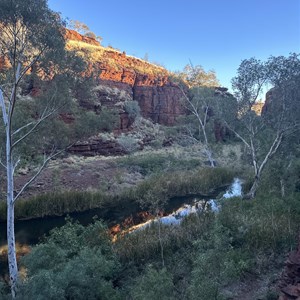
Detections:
114,211,215,264
175,64,220,88
124,100,141,121
0,190,116,221
118,152,202,175
188,222,253,300
232,57,267,106
117,134,140,153
219,194,300,253
129,167,234,207
0,280,9,299
226,53,300,196
17,219,121,299
0,0,66,73
130,266,175,300
0,167,233,221
75,107,119,138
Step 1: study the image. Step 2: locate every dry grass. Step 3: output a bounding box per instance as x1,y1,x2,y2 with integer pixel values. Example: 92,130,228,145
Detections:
66,40,168,76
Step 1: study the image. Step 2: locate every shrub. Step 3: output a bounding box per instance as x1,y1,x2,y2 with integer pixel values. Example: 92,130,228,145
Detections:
75,107,119,138
129,266,175,300
117,134,140,153
188,221,253,300
17,219,121,300
124,100,140,121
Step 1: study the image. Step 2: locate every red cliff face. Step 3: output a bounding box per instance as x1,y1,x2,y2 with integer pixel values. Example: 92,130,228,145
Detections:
133,83,185,125
65,29,100,46
66,30,186,127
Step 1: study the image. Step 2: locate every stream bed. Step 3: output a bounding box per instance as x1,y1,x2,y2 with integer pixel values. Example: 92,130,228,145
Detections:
0,178,242,247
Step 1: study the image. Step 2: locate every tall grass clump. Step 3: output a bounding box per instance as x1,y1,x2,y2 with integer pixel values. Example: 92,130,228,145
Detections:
117,153,202,175
126,167,235,208
0,167,234,222
218,194,300,255
114,210,215,264
0,191,118,221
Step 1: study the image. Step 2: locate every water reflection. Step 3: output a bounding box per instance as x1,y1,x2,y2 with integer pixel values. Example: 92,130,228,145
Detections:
128,178,242,231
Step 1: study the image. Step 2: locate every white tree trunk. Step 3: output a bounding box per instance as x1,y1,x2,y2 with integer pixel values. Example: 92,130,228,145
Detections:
245,132,283,199
7,201,18,298
5,115,18,297
1,87,19,297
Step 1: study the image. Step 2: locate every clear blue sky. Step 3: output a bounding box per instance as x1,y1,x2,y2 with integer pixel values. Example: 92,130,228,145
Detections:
48,0,300,90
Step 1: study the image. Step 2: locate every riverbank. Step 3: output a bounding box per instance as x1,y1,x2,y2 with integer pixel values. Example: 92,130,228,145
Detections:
0,167,234,222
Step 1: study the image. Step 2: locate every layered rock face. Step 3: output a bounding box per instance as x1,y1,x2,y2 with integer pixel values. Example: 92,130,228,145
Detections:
66,29,186,126
278,237,300,299
65,29,101,46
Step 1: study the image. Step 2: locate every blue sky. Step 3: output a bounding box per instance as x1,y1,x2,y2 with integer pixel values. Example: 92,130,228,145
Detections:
48,0,300,90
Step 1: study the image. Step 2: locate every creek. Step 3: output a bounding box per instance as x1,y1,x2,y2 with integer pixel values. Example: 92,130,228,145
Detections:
0,178,242,279
0,178,242,246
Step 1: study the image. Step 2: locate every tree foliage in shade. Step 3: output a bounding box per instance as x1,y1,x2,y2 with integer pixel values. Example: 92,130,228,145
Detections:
17,219,121,300
0,0,66,78
216,53,300,198
179,87,221,166
0,0,83,297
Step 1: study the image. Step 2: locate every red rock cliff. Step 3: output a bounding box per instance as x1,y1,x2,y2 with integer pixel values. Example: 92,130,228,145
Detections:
66,29,185,126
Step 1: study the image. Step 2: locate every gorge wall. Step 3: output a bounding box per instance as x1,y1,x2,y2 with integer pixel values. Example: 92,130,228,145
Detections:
66,29,186,128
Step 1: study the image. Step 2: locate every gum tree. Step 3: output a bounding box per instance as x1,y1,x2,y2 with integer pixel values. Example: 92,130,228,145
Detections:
174,65,221,167
218,54,300,198
0,0,67,296
180,87,220,167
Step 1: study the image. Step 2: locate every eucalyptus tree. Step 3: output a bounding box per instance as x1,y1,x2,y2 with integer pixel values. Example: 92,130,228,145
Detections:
180,87,220,167
174,65,221,166
0,0,69,296
176,63,220,88
218,54,300,198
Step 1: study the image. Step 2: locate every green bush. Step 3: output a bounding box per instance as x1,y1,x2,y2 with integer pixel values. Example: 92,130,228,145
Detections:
188,221,253,300
17,219,121,300
129,266,175,300
218,194,300,253
0,191,117,221
124,100,140,121
117,134,140,153
75,107,119,138
118,153,203,175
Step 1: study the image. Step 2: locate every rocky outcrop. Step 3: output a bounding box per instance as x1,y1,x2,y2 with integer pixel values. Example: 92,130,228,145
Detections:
68,136,126,156
261,88,274,116
134,83,185,125
278,237,300,299
65,29,100,46
66,30,186,126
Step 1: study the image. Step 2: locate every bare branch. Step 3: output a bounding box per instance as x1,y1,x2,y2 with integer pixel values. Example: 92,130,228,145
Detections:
18,46,47,82
0,160,7,170
13,157,20,174
0,89,9,127
12,121,34,136
225,121,251,149
257,131,283,176
13,149,65,203
12,107,57,148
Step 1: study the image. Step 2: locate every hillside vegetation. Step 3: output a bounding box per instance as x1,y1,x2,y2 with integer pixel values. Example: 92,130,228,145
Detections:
0,1,299,299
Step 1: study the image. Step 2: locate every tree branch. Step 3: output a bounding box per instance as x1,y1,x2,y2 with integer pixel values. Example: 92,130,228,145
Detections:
0,159,7,170
13,149,64,203
257,131,283,176
12,107,57,149
0,89,9,127
12,121,34,136
12,157,20,174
